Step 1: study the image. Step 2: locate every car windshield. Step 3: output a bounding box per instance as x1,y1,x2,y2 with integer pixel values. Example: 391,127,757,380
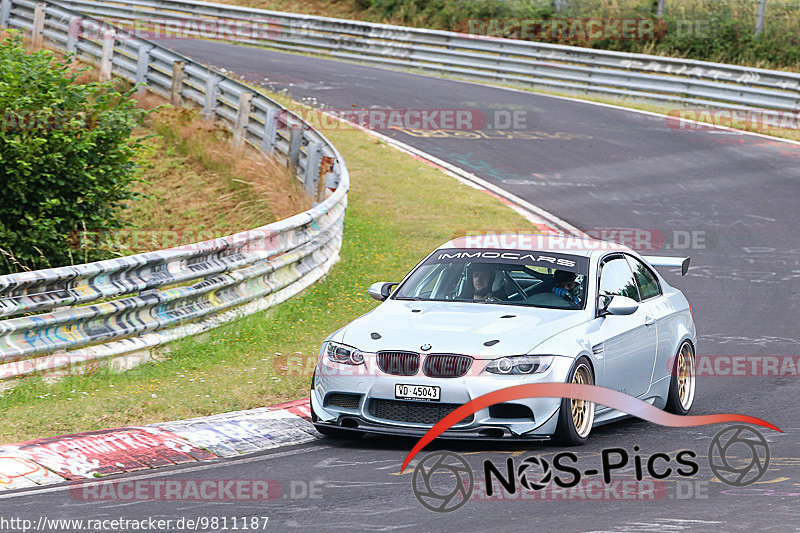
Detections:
393,248,589,309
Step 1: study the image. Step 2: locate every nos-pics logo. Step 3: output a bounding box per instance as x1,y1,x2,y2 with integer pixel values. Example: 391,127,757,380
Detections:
411,425,771,512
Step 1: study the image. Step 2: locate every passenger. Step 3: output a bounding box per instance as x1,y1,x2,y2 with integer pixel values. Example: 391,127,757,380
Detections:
552,270,580,305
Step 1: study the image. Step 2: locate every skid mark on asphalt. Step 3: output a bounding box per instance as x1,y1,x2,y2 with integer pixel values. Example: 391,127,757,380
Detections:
700,333,799,348
586,518,724,532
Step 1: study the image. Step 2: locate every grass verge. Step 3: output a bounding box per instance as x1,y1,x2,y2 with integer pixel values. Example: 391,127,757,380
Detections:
86,94,310,257
0,98,537,443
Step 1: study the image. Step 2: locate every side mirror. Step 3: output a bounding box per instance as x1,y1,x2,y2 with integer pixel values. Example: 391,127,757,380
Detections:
602,295,639,316
368,282,397,302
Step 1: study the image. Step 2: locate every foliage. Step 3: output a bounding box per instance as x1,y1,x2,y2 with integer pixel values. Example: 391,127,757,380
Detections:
0,33,146,274
345,0,800,70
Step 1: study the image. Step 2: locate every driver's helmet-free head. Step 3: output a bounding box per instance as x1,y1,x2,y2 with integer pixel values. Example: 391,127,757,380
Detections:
461,262,498,299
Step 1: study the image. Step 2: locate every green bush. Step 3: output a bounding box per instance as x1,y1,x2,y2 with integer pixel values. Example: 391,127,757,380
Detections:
0,33,146,274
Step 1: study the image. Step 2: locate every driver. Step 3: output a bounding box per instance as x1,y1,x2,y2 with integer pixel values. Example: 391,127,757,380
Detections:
552,270,580,305
467,263,506,301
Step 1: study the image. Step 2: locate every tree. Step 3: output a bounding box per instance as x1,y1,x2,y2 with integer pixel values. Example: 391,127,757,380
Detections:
0,32,146,274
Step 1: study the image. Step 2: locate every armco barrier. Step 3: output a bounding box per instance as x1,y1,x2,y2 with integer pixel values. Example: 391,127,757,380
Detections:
50,0,800,112
0,0,348,381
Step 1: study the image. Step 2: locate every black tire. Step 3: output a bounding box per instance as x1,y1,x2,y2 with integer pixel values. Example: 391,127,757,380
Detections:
553,357,595,446
665,341,696,415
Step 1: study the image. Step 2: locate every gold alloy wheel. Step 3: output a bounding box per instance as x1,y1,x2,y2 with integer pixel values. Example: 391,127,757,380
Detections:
570,363,595,438
677,342,696,411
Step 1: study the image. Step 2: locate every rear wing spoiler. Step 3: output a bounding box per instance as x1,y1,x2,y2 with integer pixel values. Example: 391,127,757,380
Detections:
642,255,690,276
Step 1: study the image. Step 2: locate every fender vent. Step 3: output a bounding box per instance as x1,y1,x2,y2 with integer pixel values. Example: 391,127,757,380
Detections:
592,343,604,356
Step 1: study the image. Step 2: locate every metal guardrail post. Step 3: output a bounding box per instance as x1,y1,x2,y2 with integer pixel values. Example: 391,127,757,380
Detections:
303,142,323,197
233,92,253,147
288,127,303,167
135,43,153,87
0,0,12,28
66,16,80,54
203,75,221,120
327,161,342,190
99,29,115,82
171,60,185,106
261,108,277,155
755,0,766,37
31,2,46,49
317,155,334,203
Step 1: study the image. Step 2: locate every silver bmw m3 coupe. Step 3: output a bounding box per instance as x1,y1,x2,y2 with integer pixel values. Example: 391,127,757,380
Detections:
310,234,696,444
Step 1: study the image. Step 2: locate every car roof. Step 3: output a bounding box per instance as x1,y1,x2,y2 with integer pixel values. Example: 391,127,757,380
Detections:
439,234,636,258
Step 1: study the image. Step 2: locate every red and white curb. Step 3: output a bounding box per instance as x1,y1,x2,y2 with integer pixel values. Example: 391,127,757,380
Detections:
0,399,312,491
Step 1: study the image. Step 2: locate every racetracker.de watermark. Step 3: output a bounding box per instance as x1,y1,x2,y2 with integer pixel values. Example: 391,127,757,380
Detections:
286,108,534,132
69,16,282,41
68,478,325,501
670,355,800,377
451,230,707,252
66,228,283,254
464,18,667,41
667,109,800,134
1,110,99,132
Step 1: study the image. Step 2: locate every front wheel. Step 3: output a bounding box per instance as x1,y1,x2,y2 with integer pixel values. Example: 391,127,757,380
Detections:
553,358,595,446
665,341,696,415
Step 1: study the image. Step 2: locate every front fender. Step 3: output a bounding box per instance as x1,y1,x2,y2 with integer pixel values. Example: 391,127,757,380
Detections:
528,325,600,385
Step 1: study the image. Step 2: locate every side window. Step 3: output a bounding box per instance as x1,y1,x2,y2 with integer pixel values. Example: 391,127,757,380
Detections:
599,257,641,302
626,256,662,300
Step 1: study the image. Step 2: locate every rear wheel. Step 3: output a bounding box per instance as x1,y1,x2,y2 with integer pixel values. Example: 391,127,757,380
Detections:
665,341,696,415
553,358,595,446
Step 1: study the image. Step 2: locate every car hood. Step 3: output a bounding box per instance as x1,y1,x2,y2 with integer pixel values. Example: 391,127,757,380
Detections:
339,300,588,358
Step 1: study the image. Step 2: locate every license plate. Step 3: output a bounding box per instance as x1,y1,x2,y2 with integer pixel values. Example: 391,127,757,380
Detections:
395,384,440,401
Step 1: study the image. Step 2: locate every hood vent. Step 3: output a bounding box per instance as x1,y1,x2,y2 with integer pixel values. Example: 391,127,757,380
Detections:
371,332,381,339
483,339,500,347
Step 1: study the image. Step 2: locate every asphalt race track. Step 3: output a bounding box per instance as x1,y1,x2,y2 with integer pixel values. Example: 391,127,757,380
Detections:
4,40,799,531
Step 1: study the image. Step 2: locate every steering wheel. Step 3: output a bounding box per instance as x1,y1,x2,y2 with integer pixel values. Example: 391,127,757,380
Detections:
553,286,581,306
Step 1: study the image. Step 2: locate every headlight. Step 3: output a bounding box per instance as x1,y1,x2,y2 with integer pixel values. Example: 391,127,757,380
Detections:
325,342,364,366
484,355,554,375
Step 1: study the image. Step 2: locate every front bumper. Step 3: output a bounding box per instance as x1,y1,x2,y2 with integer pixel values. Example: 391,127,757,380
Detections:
310,353,575,439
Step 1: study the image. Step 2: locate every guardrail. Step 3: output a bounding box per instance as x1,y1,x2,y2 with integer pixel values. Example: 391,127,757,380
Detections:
48,0,800,112
0,0,349,382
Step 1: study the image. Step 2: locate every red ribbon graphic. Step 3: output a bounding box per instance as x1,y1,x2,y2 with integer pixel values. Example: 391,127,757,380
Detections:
400,383,781,472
